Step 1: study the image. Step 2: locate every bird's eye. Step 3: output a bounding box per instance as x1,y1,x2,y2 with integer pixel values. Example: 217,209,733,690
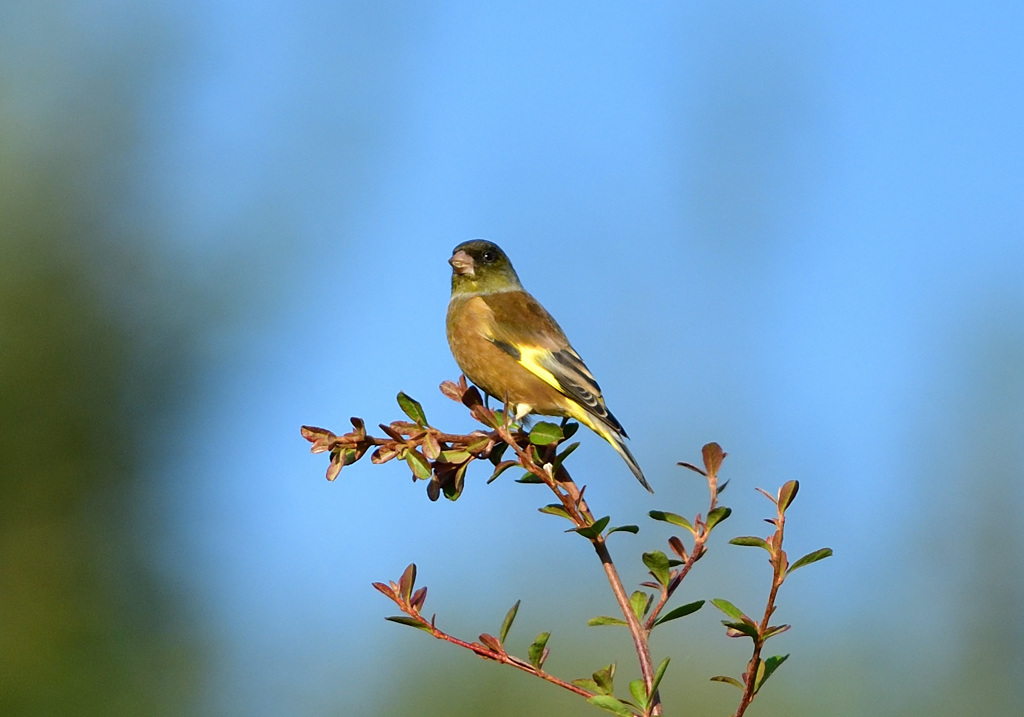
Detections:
481,250,496,263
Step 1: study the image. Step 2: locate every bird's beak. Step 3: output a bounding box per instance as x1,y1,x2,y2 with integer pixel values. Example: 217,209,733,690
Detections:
449,250,475,277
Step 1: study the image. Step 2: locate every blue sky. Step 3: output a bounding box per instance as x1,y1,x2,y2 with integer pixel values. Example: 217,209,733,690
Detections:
19,1,1021,713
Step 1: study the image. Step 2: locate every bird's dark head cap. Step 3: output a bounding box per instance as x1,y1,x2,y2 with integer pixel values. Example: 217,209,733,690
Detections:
449,240,522,294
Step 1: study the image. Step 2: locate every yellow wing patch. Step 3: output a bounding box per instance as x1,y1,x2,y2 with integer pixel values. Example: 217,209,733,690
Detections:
514,345,608,436
516,345,563,393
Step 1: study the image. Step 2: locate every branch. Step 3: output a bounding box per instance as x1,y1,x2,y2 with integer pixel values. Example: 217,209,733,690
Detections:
709,480,833,716
372,565,609,704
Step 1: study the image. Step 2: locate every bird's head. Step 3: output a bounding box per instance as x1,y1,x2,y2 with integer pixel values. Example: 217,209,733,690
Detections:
449,240,522,295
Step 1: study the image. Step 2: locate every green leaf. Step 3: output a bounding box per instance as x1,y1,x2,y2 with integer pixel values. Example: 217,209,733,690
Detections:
723,620,760,639
441,461,469,501
705,505,732,531
551,441,579,473
755,654,790,693
529,421,563,445
528,632,550,670
607,524,639,536
573,515,610,540
787,547,833,574
562,421,579,439
465,435,491,453
763,623,791,640
778,480,799,511
650,656,670,696
385,615,431,632
405,450,431,480
499,600,520,644
515,471,544,484
586,695,633,717
592,663,615,695
628,679,648,710
488,441,508,465
587,616,628,627
642,551,671,587
710,675,743,689
711,598,746,620
730,535,771,551
654,599,705,626
438,449,471,463
396,391,427,425
648,510,695,533
629,591,650,620
538,503,573,520
572,678,600,692
487,460,518,484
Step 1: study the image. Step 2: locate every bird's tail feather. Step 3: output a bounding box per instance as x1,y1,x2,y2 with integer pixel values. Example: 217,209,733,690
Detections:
607,432,653,493
578,412,652,492
566,404,652,492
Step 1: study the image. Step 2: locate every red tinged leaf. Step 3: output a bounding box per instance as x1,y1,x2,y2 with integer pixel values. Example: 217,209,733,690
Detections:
702,442,726,475
379,423,404,441
778,480,799,512
461,385,484,409
301,425,337,453
371,582,396,600
439,380,463,402
478,633,503,653
371,447,397,464
668,536,688,561
676,460,706,476
422,432,442,461
398,563,416,603
426,476,441,501
466,434,492,454
325,454,343,482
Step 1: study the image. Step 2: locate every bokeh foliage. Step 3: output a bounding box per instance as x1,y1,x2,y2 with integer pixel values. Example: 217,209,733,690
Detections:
0,7,205,714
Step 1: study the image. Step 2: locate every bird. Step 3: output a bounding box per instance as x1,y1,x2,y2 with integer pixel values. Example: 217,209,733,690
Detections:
445,239,651,492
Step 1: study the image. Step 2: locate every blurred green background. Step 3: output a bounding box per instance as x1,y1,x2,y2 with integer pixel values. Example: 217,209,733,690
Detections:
2,2,1022,715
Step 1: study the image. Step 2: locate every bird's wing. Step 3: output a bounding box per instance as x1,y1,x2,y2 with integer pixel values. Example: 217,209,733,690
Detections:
482,291,623,433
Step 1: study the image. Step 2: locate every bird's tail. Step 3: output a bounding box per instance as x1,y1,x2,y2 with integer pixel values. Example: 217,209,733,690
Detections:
572,407,653,492
606,431,653,493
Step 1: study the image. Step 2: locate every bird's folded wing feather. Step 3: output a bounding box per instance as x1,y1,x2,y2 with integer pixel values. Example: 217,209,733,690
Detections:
482,291,612,422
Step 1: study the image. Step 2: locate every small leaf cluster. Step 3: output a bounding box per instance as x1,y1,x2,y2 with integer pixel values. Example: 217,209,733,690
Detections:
305,381,833,717
573,659,671,717
709,480,833,716
302,377,529,500
373,564,614,703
